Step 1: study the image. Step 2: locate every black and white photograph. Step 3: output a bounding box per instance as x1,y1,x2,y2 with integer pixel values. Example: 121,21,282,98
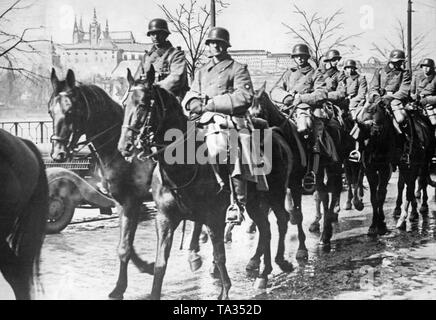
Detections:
1,0,436,304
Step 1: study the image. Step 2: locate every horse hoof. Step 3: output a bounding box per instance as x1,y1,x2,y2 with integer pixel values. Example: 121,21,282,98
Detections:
275,259,294,272
246,222,257,234
254,277,267,290
188,252,203,272
108,289,124,300
393,207,401,218
296,249,309,260
353,200,364,211
419,205,429,215
309,221,320,233
344,201,352,210
396,218,406,230
377,223,388,235
246,258,260,272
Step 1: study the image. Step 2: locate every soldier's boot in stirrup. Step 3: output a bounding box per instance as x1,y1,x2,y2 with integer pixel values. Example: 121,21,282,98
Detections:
226,177,247,225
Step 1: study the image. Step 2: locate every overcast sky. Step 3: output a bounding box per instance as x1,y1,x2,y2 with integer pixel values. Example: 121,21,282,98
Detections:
3,0,436,61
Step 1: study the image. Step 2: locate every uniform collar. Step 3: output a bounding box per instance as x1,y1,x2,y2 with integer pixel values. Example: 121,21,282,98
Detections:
325,66,339,77
149,41,173,55
385,64,404,74
207,53,233,72
298,64,314,75
348,73,359,80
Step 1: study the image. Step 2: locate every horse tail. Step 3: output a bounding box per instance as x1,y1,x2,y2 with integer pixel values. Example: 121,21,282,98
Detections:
11,140,48,298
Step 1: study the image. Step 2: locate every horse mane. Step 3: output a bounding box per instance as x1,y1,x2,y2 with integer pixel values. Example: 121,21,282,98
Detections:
259,91,287,125
75,84,123,121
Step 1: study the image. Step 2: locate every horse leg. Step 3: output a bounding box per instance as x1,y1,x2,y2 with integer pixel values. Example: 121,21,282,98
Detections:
375,166,390,235
419,171,429,215
408,170,419,222
309,190,322,232
358,167,365,198
366,168,380,236
207,223,231,300
344,163,353,210
245,197,265,273
247,199,273,289
0,244,30,300
188,222,204,273
353,165,364,211
394,171,405,218
109,201,148,300
150,214,179,300
330,166,343,222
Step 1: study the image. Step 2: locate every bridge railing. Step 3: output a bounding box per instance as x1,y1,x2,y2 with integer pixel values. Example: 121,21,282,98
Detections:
0,120,52,144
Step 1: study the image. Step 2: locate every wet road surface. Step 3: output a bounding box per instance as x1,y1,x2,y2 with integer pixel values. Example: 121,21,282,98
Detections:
1,172,436,300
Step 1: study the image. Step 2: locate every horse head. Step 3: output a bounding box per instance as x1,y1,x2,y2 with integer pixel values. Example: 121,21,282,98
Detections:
249,82,268,120
118,64,181,160
48,68,88,162
359,96,392,137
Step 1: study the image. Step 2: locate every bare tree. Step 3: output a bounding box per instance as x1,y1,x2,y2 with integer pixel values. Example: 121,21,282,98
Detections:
0,0,48,82
371,19,430,68
158,0,229,80
283,5,362,66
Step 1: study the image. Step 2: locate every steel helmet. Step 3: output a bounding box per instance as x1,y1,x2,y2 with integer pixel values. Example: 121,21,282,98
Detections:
420,58,435,69
324,49,342,62
205,27,231,47
389,49,406,62
291,43,310,57
344,59,357,69
147,18,170,36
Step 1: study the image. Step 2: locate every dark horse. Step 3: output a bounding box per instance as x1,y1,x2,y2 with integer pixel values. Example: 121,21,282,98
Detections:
391,106,435,229
249,83,308,256
0,129,48,299
48,69,156,300
118,66,305,299
291,102,344,246
357,97,397,235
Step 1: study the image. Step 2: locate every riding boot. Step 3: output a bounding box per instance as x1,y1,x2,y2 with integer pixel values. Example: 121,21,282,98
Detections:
226,176,247,225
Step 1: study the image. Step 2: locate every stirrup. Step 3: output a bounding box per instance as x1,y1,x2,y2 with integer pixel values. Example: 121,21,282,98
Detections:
302,171,316,193
226,203,244,225
348,150,361,163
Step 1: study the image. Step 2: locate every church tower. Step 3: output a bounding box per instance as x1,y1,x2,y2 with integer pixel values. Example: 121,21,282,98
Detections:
89,8,101,46
72,16,79,44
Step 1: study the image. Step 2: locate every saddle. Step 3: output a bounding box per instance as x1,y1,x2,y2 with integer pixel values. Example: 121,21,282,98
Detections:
193,111,269,191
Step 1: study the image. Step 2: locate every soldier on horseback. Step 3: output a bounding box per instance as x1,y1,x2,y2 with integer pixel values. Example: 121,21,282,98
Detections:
411,58,436,124
341,59,368,162
270,43,325,191
368,49,411,136
182,27,255,225
143,18,189,102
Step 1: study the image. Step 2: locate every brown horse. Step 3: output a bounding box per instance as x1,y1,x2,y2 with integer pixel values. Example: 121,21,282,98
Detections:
48,69,156,300
0,129,48,299
117,66,303,299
